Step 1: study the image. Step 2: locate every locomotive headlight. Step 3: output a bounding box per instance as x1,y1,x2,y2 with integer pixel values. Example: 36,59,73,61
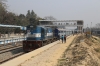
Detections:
36,33,41,37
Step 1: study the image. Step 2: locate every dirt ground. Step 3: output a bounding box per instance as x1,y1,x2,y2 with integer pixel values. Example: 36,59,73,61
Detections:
18,35,76,66
57,35,100,66
18,34,100,66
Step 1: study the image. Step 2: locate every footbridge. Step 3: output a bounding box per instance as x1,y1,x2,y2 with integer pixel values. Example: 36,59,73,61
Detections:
39,20,84,33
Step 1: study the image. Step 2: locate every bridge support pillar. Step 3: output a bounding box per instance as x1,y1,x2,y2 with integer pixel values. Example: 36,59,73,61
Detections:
77,26,83,33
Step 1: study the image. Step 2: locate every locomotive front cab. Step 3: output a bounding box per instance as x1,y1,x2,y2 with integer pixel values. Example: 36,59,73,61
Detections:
23,26,45,52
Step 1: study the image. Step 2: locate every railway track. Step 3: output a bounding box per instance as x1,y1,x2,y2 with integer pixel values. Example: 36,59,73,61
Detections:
0,42,24,64
0,46,22,54
0,52,24,64
0,41,22,51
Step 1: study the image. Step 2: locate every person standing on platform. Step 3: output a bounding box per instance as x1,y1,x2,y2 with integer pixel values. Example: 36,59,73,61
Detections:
64,35,66,43
72,31,74,36
58,35,60,41
61,35,64,43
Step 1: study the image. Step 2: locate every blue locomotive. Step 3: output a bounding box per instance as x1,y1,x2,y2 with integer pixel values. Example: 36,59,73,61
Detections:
23,25,59,52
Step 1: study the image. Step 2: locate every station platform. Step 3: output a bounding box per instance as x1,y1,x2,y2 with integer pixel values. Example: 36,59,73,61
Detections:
0,35,76,66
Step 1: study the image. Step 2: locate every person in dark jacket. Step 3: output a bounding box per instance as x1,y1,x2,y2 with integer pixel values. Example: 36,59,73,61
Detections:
64,35,66,43
61,35,64,43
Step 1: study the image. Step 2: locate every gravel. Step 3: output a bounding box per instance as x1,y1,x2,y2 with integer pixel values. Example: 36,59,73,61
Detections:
0,47,23,63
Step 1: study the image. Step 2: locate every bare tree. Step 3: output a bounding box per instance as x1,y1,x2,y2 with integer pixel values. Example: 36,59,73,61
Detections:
95,23,100,28
0,0,7,7
44,16,56,20
0,0,7,3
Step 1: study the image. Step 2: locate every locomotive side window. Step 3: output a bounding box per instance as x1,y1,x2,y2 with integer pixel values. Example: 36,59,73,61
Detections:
45,29,47,35
41,28,45,35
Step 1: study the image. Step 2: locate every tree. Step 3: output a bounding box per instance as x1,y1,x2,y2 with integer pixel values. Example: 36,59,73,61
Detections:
19,14,25,18
26,10,31,18
26,10,38,26
0,1,44,34
0,0,7,24
18,14,29,26
31,10,37,18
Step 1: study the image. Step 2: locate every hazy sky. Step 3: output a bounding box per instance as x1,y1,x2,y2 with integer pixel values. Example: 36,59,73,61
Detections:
6,0,100,27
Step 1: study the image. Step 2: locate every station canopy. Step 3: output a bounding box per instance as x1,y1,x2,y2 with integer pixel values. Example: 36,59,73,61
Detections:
0,24,26,30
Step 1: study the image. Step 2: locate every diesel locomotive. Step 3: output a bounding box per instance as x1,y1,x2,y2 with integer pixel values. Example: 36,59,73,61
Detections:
23,25,59,52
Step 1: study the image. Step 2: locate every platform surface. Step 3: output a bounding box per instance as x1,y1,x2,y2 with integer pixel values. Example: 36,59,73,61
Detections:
0,35,75,66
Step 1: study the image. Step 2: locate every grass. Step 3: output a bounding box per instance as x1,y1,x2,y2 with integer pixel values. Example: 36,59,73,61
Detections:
31,56,34,58
98,56,100,59
58,58,66,61
94,48,100,53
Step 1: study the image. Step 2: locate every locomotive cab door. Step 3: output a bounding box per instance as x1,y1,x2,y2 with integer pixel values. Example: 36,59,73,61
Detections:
41,28,45,40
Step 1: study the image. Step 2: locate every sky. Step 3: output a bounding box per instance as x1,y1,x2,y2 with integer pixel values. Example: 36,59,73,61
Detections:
5,0,100,28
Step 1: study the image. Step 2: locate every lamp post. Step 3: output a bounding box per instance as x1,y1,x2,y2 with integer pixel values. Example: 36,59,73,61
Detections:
90,22,92,37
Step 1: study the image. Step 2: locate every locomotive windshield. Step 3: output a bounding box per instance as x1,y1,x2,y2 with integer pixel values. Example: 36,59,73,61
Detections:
26,25,37,37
